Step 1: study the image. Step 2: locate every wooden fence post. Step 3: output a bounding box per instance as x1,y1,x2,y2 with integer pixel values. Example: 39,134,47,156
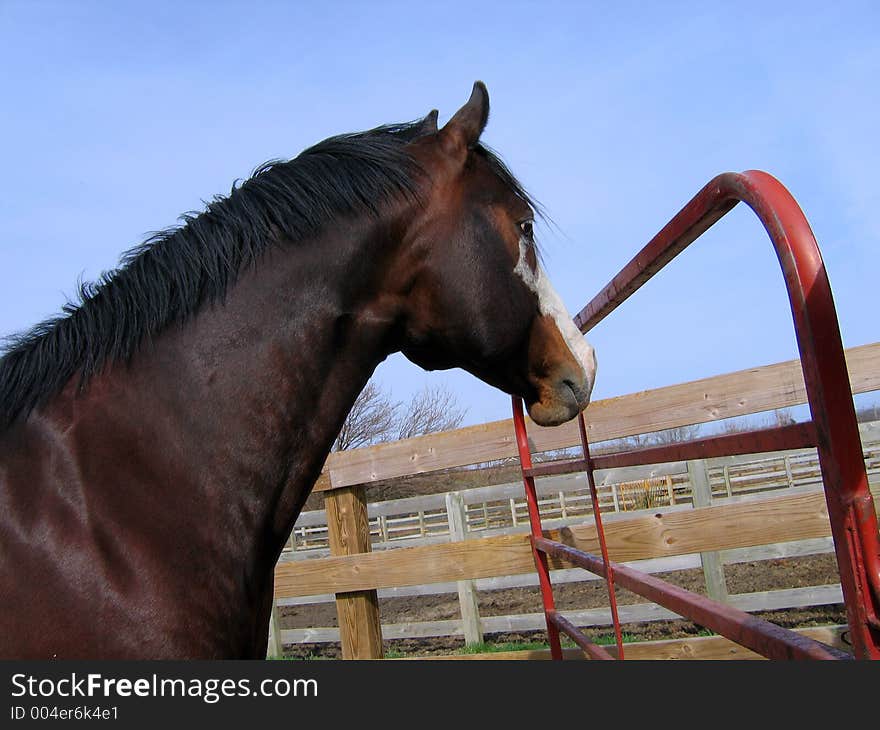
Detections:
688,459,728,602
610,482,620,512
326,485,384,659
446,491,484,646
722,465,733,497
266,585,282,659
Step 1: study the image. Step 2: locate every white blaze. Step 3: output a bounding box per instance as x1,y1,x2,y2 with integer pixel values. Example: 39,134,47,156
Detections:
514,238,597,388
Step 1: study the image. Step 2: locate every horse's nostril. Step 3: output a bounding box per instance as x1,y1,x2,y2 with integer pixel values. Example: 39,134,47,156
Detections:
561,377,589,409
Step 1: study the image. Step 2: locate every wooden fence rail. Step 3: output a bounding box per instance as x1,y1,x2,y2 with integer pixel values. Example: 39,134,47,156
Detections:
313,342,880,492
268,342,880,657
284,421,880,554
272,481,879,651
277,536,835,608
281,584,845,645
281,489,872,644
276,484,875,597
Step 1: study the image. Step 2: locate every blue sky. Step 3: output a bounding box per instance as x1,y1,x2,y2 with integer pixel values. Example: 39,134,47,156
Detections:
1,1,877,427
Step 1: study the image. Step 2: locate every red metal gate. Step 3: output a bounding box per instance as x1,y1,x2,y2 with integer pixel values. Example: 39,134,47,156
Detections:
512,170,880,660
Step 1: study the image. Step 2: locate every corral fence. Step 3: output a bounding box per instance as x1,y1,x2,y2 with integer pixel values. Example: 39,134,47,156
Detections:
284,428,880,553
268,340,880,659
272,421,880,651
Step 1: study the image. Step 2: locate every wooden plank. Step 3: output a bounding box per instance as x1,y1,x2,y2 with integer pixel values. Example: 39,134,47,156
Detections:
277,556,703,606
722,537,833,564
315,342,880,490
276,533,533,598
325,486,383,659
283,474,877,560
557,489,836,563
415,626,849,661
277,536,837,608
295,474,590,528
595,462,687,485
281,585,845,644
275,487,848,597
728,584,843,613
293,424,878,538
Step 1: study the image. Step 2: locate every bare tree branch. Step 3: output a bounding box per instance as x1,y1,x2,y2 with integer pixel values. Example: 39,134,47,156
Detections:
720,408,796,435
647,424,701,445
395,383,467,441
334,381,468,452
856,401,880,423
332,381,399,451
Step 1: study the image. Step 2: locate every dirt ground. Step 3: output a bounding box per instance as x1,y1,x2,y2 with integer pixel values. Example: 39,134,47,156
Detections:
279,552,848,659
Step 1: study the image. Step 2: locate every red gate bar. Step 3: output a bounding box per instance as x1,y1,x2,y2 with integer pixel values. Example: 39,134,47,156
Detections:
546,610,615,660
577,412,625,658
523,421,817,480
534,537,851,661
513,396,564,660
514,396,623,660
589,422,817,471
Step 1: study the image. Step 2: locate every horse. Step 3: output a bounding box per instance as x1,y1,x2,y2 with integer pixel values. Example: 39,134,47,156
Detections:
0,82,597,658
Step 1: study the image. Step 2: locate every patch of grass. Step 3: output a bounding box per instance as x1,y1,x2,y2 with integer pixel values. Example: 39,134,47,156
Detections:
593,632,639,645
282,628,700,661
460,640,553,654
457,632,641,656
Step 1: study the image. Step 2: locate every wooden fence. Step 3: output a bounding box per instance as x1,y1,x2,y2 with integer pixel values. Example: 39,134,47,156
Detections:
269,342,880,659
283,425,880,553
276,455,879,646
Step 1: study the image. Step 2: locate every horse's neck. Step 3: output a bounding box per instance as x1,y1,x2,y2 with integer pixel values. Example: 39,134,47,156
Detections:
48,225,400,574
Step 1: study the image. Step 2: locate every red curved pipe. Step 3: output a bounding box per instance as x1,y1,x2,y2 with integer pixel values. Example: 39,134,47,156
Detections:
575,170,880,659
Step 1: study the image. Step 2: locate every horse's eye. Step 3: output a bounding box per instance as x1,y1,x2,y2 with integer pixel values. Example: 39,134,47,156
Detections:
519,220,534,240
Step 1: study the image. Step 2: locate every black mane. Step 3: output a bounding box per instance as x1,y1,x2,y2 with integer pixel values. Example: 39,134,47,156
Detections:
0,122,538,430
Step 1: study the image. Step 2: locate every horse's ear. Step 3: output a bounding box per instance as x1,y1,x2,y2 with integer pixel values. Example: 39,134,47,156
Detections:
439,81,489,155
414,109,439,137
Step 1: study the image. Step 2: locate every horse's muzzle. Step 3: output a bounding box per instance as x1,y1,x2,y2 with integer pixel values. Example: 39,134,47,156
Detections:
527,360,595,427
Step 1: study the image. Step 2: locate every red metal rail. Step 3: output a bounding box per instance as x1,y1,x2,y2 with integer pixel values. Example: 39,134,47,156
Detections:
513,170,880,659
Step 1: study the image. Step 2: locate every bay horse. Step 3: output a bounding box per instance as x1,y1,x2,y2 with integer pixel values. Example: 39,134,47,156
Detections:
0,83,596,658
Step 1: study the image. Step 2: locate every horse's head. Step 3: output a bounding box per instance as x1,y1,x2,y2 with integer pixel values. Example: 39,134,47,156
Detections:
396,82,596,427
